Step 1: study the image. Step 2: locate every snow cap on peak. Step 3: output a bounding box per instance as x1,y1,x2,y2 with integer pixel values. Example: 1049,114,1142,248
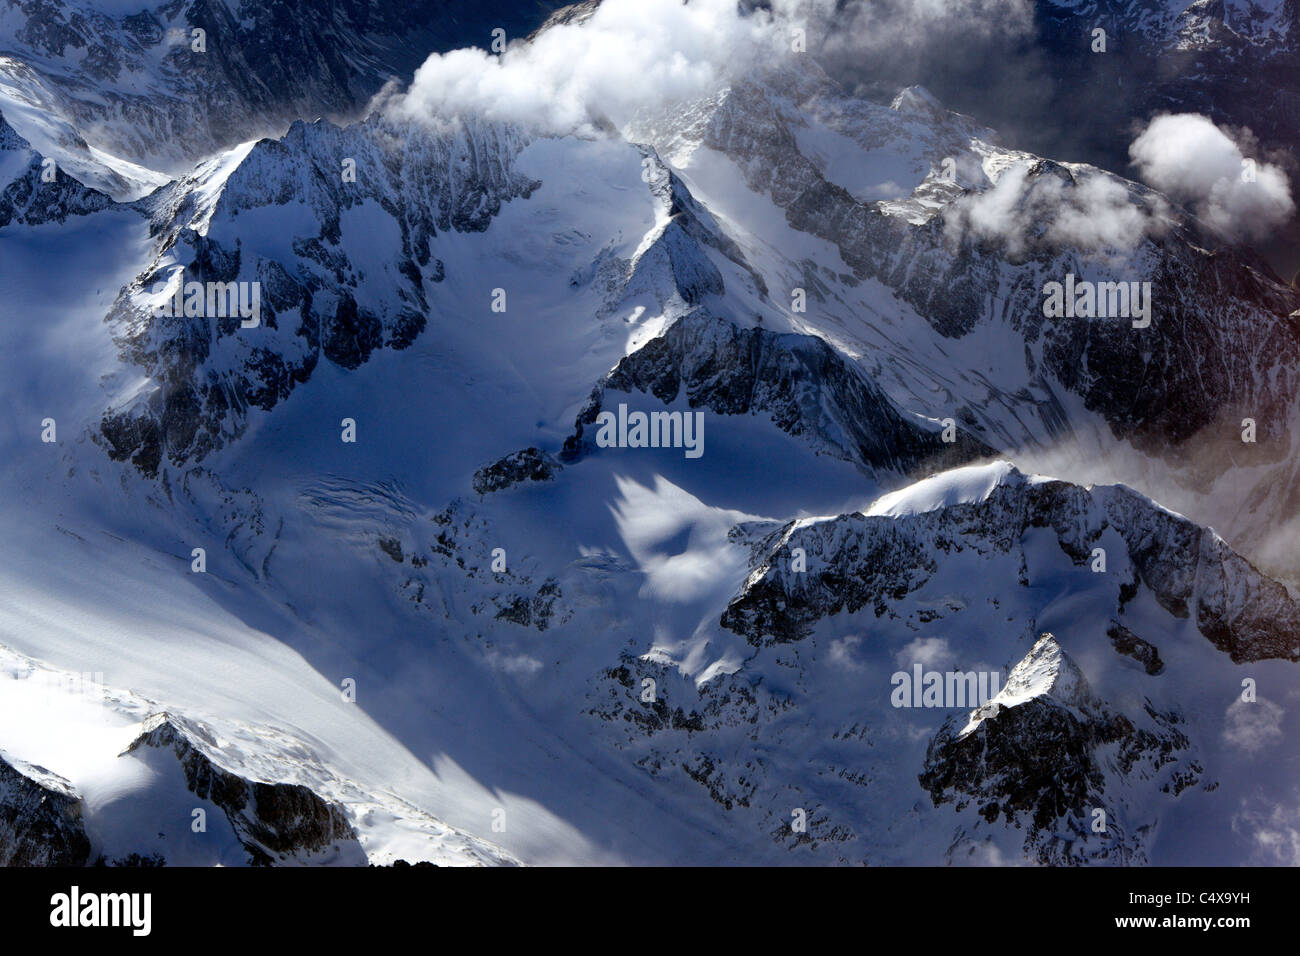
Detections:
959,633,1093,737
0,747,78,797
889,85,946,117
865,460,1023,518
124,711,219,757
1000,633,1089,705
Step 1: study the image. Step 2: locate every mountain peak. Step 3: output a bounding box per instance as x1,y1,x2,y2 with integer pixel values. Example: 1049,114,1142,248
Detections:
959,633,1093,737
889,85,946,117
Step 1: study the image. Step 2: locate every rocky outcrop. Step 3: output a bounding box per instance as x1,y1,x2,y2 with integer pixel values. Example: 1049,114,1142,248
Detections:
695,68,1300,459
379,496,573,631
97,114,539,476
1107,620,1164,676
721,463,1300,663
0,751,92,866
124,714,359,865
0,111,114,228
562,310,991,475
919,634,1195,865
2,0,566,172
473,448,563,495
1104,484,1300,663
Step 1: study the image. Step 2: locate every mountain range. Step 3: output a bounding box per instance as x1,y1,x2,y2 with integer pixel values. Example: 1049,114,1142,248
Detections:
0,0,1296,866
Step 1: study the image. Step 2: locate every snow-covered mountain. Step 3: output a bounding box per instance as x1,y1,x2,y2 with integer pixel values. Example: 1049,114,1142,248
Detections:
0,0,567,197
816,1,1300,279
1033,0,1300,166
1,0,1298,866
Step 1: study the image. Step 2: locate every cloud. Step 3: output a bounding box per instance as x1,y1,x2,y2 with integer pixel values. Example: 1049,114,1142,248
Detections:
379,0,1038,139
485,650,544,678
1129,113,1294,242
895,636,952,671
1223,697,1284,753
950,838,1018,866
379,0,801,136
1234,791,1300,865
828,634,865,670
377,3,1290,265
946,162,1169,257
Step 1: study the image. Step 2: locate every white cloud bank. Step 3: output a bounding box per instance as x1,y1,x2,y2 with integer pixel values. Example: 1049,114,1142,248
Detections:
378,3,1293,258
1129,113,1294,242
378,0,1042,137
380,0,804,136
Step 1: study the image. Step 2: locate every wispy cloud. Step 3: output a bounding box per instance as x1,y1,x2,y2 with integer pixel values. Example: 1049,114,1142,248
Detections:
946,162,1170,256
1223,696,1284,753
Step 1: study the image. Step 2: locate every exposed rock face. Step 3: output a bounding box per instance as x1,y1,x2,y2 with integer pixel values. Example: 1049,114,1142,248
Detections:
529,0,602,37
1107,620,1164,676
570,464,1283,864
721,463,1300,663
7,4,1300,870
125,714,359,865
919,634,1195,865
1,0,566,172
584,655,822,848
1108,484,1300,663
691,66,1300,461
637,149,769,301
0,751,92,866
1014,0,1300,212
0,111,114,227
392,497,572,632
67,46,1300,526
96,114,539,476
562,309,991,475
473,448,563,495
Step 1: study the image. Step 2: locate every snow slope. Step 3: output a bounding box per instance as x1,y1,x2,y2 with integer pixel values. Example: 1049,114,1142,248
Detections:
0,3,1298,866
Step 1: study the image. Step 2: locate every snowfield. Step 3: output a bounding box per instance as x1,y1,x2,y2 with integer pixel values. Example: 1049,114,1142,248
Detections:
1,0,1298,867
